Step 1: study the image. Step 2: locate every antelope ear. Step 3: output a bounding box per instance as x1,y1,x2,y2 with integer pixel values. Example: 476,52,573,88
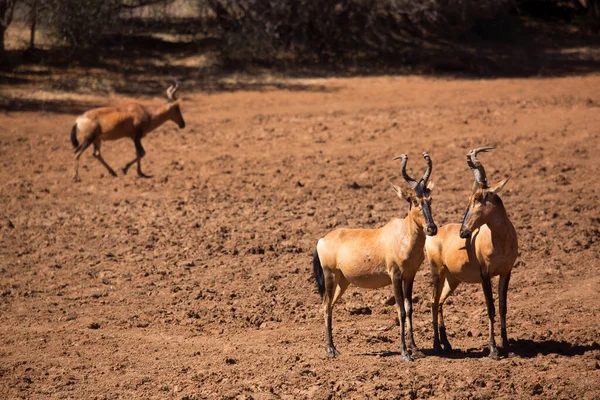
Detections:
488,176,510,195
472,181,479,194
391,184,412,203
426,180,435,191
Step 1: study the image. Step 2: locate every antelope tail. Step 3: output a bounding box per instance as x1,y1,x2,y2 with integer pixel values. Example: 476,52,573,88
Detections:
313,248,325,299
70,124,79,152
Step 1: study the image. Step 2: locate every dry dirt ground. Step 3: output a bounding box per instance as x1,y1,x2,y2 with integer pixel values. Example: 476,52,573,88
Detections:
1,73,600,399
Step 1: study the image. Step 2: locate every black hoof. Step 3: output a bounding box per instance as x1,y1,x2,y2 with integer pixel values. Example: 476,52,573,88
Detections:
326,347,340,358
500,343,511,357
441,342,453,352
410,348,425,359
488,349,500,360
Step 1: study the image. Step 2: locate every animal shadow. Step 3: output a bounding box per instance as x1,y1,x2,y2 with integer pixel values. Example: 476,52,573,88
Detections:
509,339,600,358
354,350,402,358
352,339,600,360
420,339,600,360
420,347,488,359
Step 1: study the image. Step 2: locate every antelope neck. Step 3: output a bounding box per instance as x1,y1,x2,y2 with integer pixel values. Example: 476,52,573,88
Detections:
146,104,173,132
403,211,426,244
482,199,515,245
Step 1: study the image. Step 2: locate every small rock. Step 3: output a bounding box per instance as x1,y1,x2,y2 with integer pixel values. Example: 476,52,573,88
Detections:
349,306,372,315
65,313,77,321
530,383,543,395
382,296,396,306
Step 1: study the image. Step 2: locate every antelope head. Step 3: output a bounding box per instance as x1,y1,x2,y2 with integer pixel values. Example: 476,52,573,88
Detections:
459,146,510,239
166,83,186,129
392,152,437,236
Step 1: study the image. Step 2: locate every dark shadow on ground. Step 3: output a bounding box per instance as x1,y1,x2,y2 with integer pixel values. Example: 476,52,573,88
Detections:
419,347,491,359
0,34,340,99
354,350,403,358
275,26,600,80
1,15,599,104
92,34,342,96
0,95,104,114
415,339,600,359
356,347,491,359
509,338,600,358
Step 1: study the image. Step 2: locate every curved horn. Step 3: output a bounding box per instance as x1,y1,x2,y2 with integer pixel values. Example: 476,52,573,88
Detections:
422,151,432,185
166,82,180,103
393,153,418,189
466,146,494,186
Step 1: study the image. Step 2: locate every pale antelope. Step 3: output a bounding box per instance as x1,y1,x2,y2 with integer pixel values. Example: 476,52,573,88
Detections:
313,152,437,361
70,84,185,181
425,147,518,359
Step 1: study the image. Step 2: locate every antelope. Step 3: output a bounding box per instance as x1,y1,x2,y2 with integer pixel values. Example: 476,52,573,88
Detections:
425,147,518,359
70,84,185,182
312,152,437,361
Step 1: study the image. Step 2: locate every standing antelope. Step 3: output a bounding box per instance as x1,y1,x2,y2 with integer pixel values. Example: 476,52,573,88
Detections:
70,84,185,182
313,152,437,361
425,147,518,359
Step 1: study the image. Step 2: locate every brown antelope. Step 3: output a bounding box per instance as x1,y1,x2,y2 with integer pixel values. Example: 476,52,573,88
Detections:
313,152,437,361
425,147,518,359
70,84,185,182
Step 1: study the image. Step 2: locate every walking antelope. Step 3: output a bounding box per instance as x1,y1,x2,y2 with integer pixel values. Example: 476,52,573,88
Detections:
313,152,437,361
425,147,518,359
70,84,185,182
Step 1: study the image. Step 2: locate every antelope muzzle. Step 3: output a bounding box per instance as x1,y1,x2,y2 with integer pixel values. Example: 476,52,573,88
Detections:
426,223,438,236
176,114,186,129
459,227,472,239
460,205,472,239
422,201,437,236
